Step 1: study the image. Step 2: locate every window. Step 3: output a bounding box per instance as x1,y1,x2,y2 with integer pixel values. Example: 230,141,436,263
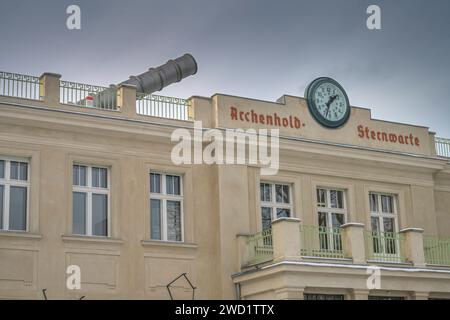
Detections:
369,192,399,256
316,188,347,251
0,159,29,231
150,172,183,242
368,296,404,300
304,294,345,300
260,182,292,230
72,165,109,236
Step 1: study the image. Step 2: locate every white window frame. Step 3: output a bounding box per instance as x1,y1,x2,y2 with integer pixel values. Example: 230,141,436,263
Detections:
369,192,400,257
0,157,30,232
316,187,347,227
260,182,293,229
315,187,347,251
150,172,184,242
72,164,110,237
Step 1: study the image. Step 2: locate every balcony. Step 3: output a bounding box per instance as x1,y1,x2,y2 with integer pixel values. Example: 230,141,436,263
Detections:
238,219,450,269
424,236,450,266
0,71,192,121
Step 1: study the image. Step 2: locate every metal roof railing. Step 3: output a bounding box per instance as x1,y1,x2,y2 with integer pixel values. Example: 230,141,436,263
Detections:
436,137,450,158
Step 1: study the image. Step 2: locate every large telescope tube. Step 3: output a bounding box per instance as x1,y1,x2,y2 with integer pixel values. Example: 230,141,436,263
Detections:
88,54,197,108
121,53,197,94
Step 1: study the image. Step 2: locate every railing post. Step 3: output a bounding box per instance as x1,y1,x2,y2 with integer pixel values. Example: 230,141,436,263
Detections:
399,228,426,267
117,84,137,117
429,132,437,156
341,223,366,264
272,218,301,262
236,233,250,267
39,72,61,107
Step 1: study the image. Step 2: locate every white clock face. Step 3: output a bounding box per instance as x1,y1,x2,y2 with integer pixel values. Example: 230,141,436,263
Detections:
313,82,348,122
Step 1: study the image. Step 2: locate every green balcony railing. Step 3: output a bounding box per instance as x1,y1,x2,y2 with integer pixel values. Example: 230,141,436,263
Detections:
435,137,450,158
60,80,118,110
424,236,450,266
245,229,273,265
136,93,192,121
364,230,407,263
300,225,345,259
0,71,41,100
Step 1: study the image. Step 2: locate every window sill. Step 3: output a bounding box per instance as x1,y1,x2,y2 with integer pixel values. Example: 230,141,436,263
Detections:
61,234,124,245
367,259,413,267
0,230,43,240
141,240,198,250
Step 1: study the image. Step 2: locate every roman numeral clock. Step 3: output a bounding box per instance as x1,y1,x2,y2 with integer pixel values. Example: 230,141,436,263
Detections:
305,77,350,128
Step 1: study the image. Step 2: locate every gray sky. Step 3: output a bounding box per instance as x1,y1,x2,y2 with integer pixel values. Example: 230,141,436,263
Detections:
1,0,449,137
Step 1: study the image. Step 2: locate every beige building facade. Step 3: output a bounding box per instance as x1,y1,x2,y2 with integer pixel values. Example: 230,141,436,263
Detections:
0,71,450,299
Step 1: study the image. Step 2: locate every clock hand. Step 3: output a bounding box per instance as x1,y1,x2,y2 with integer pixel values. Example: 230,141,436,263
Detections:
325,95,338,118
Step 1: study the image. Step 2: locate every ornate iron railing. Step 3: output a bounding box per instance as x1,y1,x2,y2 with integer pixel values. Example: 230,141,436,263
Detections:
60,80,117,110
436,137,450,158
136,93,191,121
364,230,407,263
424,236,450,266
300,225,345,258
0,71,41,100
245,229,273,265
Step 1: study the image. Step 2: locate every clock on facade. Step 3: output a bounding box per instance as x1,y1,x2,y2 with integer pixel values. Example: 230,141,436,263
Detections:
305,77,350,128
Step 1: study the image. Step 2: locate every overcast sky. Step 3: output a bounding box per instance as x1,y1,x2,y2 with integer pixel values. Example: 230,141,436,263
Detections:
1,0,449,137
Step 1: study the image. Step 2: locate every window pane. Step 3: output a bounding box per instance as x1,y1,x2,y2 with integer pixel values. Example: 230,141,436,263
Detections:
381,195,393,213
98,168,107,188
73,165,87,186
371,217,380,232
167,200,181,241
173,176,181,195
0,160,4,179
331,213,345,227
150,173,161,193
166,175,173,195
369,193,378,212
371,217,382,254
317,189,326,207
383,217,397,254
337,191,343,209
150,199,161,240
10,161,19,180
9,186,27,231
261,207,272,230
276,208,290,219
9,162,27,181
276,185,289,204
73,165,78,186
72,192,86,235
330,190,343,208
166,175,180,195
260,183,271,202
383,217,395,233
19,162,28,181
92,167,100,187
318,212,327,227
79,166,86,186
0,185,3,229
92,194,107,236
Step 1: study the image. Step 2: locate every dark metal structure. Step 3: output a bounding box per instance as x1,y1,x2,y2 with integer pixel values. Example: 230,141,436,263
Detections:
121,53,197,95
92,53,197,108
